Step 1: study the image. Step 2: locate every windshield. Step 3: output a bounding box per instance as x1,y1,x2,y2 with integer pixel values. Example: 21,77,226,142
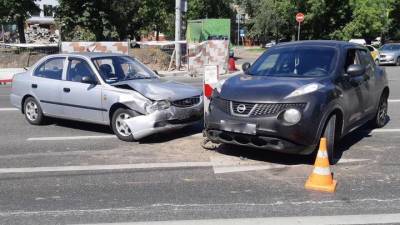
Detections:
92,56,157,84
247,46,337,77
380,44,400,51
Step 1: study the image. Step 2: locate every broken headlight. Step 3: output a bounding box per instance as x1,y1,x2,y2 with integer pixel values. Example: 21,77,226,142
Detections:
145,100,171,113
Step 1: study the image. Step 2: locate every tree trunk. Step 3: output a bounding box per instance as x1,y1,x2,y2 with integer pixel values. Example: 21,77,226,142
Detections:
156,27,160,41
17,16,26,43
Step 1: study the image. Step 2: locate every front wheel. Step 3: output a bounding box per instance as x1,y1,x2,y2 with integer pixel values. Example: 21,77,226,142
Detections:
111,108,137,142
322,115,337,165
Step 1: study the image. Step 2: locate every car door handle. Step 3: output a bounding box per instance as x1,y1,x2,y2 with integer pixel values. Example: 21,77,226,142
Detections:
63,87,71,93
31,84,38,89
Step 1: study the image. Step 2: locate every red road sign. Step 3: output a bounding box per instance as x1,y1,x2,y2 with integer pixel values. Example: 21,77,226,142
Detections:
296,13,305,23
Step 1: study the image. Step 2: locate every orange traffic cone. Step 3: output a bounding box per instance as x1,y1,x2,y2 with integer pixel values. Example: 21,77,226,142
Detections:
305,138,337,193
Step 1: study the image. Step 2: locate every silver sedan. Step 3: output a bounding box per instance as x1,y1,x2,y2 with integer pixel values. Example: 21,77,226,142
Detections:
10,53,203,141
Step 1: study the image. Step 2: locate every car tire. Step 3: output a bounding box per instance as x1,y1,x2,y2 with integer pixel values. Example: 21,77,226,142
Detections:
397,57,400,66
370,93,388,128
111,108,138,142
322,115,337,165
23,97,45,125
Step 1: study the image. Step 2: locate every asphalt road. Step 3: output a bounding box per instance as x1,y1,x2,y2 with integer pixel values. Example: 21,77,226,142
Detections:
0,66,400,224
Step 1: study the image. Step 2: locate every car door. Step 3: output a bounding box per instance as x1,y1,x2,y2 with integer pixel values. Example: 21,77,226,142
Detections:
340,48,367,126
31,57,65,116
357,49,377,115
61,57,104,123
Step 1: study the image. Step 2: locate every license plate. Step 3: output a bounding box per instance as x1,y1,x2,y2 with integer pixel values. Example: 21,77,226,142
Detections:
220,120,256,135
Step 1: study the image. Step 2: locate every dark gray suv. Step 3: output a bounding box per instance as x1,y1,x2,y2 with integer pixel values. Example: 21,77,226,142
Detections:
205,41,389,162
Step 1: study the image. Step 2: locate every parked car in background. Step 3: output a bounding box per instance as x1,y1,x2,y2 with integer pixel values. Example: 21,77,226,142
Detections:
205,41,389,163
366,45,379,62
265,40,276,48
349,39,366,45
10,53,203,141
378,43,400,66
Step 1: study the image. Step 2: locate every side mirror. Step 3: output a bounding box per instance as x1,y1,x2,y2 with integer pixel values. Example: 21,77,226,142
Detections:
242,62,251,72
346,64,365,77
81,75,95,84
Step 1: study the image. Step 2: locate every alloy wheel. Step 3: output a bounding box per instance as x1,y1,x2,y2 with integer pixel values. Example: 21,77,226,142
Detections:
25,101,39,122
377,96,388,127
115,113,132,137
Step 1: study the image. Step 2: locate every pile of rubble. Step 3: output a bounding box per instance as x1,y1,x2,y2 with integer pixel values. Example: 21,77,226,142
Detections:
25,25,59,44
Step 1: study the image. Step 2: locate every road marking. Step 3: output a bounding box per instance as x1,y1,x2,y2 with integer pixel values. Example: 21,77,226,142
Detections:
0,108,18,111
389,99,400,103
0,162,213,174
210,155,369,174
27,135,116,141
371,129,400,133
72,213,400,225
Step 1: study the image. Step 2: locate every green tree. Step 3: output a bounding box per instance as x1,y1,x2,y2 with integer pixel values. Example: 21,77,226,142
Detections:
0,0,39,43
187,0,235,20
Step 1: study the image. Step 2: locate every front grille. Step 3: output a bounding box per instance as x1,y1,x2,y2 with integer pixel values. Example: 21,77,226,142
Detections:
251,103,306,116
213,97,230,114
213,97,306,117
231,101,256,116
172,96,200,108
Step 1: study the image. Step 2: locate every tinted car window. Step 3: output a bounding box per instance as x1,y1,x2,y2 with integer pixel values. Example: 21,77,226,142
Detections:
248,46,337,77
358,50,374,67
33,57,65,80
67,58,97,83
344,49,358,70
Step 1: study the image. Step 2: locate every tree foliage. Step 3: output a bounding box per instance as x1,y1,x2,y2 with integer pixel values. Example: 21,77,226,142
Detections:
237,0,400,43
0,0,39,43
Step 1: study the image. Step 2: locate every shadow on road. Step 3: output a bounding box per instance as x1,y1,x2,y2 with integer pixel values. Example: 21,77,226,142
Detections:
212,117,391,166
48,118,204,143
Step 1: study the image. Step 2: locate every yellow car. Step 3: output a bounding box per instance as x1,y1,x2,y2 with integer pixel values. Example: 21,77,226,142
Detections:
367,45,379,61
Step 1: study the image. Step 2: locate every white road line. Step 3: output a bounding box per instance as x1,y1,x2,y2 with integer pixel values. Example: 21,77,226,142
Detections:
389,99,400,103
0,108,18,111
371,129,400,133
27,135,116,141
0,162,213,174
72,213,400,225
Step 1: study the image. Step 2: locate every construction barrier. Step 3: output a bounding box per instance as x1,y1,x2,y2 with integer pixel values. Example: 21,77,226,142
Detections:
188,40,229,75
0,68,25,85
61,42,129,55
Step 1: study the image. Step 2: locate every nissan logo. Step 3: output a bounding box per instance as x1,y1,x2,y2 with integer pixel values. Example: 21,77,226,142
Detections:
236,104,247,113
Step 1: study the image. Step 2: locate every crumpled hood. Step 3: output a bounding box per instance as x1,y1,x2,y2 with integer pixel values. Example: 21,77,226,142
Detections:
219,74,325,102
112,79,201,101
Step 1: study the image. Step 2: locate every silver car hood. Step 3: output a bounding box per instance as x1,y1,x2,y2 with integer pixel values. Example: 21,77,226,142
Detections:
112,79,201,101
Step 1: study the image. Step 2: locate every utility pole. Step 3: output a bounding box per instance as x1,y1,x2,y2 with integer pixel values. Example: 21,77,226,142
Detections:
175,0,182,70
236,14,241,46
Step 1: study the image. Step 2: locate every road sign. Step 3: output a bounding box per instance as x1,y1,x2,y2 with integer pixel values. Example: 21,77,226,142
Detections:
296,13,305,23
240,29,245,37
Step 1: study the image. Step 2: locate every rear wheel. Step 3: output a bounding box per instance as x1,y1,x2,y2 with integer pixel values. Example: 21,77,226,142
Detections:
371,93,388,128
111,108,137,142
322,115,337,165
23,97,45,125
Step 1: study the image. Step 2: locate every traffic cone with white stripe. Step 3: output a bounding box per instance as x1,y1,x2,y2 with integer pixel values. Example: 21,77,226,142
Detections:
305,138,337,193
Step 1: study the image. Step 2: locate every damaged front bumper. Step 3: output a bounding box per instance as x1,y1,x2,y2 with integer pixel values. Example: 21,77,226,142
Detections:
124,105,203,140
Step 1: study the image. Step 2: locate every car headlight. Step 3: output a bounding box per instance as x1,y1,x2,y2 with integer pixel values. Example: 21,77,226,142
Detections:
145,100,170,113
283,108,302,124
285,83,324,99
